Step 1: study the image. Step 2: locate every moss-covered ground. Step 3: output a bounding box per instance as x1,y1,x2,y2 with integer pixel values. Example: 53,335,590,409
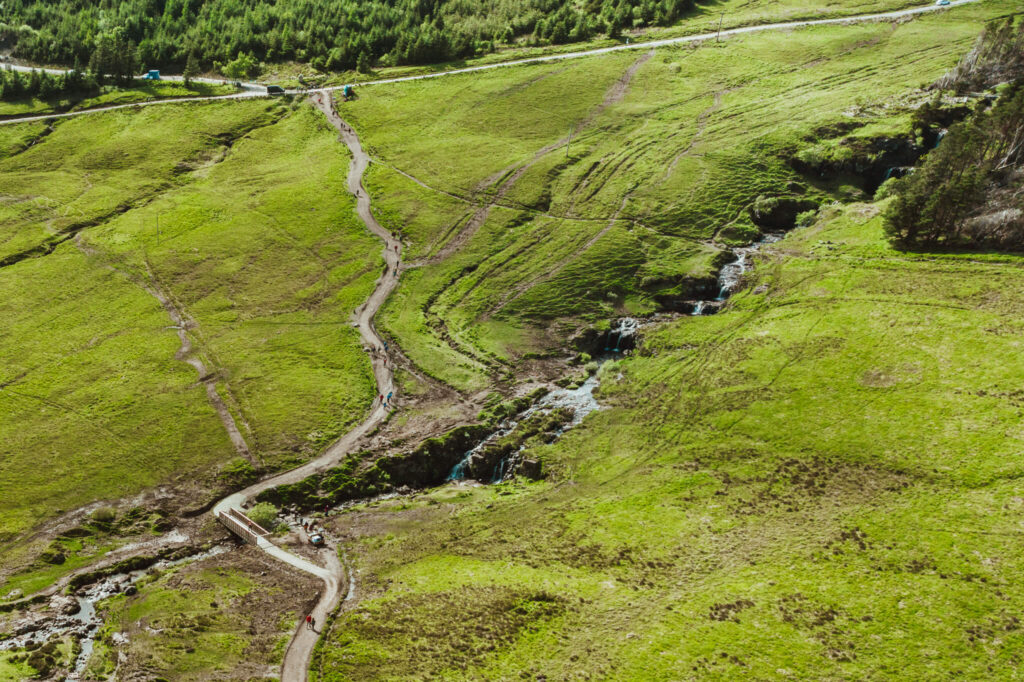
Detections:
84,546,316,680
318,198,1024,679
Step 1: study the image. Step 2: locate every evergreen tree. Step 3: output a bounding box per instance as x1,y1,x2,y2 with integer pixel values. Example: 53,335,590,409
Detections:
183,52,200,86
357,50,372,74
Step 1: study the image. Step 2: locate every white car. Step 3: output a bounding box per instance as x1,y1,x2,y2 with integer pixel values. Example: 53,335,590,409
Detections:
935,0,950,5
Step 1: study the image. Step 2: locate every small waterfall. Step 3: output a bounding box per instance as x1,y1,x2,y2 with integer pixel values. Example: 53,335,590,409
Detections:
448,417,522,481
449,363,610,483
934,129,947,148
610,318,638,352
689,232,782,316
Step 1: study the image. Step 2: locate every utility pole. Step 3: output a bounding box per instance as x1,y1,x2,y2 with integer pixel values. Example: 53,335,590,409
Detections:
717,12,724,42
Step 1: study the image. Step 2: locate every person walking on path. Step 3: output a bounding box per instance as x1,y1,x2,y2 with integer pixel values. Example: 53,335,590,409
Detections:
310,616,317,632
306,615,313,630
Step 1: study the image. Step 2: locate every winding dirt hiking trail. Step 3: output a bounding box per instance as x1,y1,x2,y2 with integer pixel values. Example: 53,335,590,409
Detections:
212,93,402,681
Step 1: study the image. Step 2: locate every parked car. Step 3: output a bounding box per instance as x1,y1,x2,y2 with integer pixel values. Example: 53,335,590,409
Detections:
266,85,286,95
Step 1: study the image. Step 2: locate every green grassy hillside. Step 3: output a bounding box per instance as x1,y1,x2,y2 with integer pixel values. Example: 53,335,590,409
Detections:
0,0,1021,679
343,0,1015,391
0,100,377,588
316,199,1024,680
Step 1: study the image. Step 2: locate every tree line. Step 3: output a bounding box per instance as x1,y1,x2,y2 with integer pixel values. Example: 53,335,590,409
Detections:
883,80,1024,249
0,66,98,103
883,19,1024,249
0,0,693,74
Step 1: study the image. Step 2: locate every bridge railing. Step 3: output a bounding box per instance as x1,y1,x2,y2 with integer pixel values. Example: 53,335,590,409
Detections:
217,507,271,544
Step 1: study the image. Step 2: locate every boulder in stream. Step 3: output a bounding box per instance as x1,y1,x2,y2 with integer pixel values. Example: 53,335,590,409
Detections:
48,594,80,616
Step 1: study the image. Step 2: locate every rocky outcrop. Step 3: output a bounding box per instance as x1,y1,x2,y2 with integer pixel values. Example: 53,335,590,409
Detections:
519,459,543,480
261,390,556,510
748,196,820,230
463,408,574,481
379,424,492,488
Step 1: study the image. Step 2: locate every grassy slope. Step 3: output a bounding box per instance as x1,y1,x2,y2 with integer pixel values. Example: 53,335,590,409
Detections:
319,200,1024,680
85,103,379,467
0,81,237,119
0,102,281,546
314,2,1024,678
342,0,1012,392
0,100,378,591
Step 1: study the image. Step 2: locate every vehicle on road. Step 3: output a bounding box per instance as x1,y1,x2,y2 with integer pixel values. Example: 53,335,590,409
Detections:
935,0,950,4
309,532,325,547
266,85,286,95
143,69,161,80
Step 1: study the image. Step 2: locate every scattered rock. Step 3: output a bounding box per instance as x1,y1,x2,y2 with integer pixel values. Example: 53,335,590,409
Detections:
519,459,543,480
14,619,42,636
49,595,80,616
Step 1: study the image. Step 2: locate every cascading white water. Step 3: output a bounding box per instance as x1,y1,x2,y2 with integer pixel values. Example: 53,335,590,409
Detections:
693,233,782,314
448,349,614,483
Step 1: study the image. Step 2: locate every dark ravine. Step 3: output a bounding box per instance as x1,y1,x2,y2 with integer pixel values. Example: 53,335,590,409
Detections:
257,390,554,509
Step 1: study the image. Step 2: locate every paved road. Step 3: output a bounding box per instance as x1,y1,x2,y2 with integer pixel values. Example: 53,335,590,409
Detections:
0,0,979,127
1,62,263,91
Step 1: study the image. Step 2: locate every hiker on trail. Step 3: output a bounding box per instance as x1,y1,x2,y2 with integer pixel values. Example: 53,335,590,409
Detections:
394,244,399,253
379,394,384,403
311,616,317,631
306,615,312,630
383,341,388,351
387,391,393,401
